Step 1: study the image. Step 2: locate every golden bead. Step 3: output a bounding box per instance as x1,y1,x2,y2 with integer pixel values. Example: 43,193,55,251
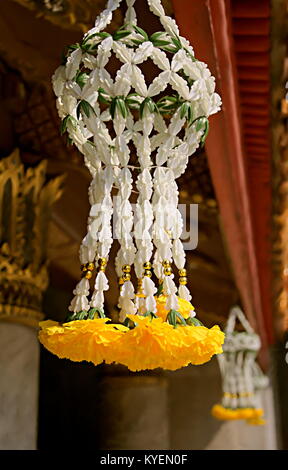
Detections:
81,264,87,272
137,279,143,293
122,273,131,282
85,270,93,280
192,194,203,204
206,198,217,208
143,262,152,270
99,257,107,266
144,270,152,278
99,266,106,272
122,264,131,273
119,277,124,285
164,267,172,276
178,269,186,277
179,276,187,285
87,262,95,271
162,260,170,268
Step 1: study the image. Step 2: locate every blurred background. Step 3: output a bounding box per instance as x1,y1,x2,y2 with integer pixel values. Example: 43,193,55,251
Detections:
0,0,288,450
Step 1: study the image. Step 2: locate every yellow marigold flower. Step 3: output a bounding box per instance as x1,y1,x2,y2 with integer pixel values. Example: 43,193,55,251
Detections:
176,324,224,365
246,417,266,426
106,315,186,371
108,314,224,372
39,319,128,366
211,404,264,421
211,404,239,420
156,295,195,321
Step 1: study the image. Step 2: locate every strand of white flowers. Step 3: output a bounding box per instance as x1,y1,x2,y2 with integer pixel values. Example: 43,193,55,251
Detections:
134,171,154,272
80,171,102,266
220,356,231,408
134,106,158,313
114,113,135,281
69,168,113,312
169,189,193,303
156,111,194,304
221,357,232,409
68,169,107,314
219,354,229,408
89,166,114,311
223,353,239,410
227,352,239,409
152,167,170,281
235,351,248,408
251,362,268,411
114,167,137,322
72,103,121,316
114,168,136,275
161,168,186,312
134,169,156,314
152,167,179,312
220,354,256,411
243,352,258,409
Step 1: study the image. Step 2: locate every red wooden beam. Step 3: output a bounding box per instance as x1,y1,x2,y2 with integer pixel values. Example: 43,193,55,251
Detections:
173,0,272,350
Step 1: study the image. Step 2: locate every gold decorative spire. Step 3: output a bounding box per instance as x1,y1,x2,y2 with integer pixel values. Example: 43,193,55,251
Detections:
0,149,64,327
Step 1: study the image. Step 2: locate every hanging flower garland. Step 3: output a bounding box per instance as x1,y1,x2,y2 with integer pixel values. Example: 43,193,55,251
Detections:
39,0,224,370
211,306,269,425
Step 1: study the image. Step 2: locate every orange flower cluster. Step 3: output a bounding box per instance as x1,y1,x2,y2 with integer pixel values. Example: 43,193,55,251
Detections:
211,404,264,425
39,297,225,371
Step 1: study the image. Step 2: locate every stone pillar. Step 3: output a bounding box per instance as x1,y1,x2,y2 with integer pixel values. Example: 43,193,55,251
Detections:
0,323,39,449
0,150,63,450
96,370,169,450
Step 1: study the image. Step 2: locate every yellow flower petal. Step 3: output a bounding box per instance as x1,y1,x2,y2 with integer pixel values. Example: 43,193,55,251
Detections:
107,315,224,371
211,404,264,421
39,318,128,366
156,295,195,321
176,325,224,365
246,417,266,426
